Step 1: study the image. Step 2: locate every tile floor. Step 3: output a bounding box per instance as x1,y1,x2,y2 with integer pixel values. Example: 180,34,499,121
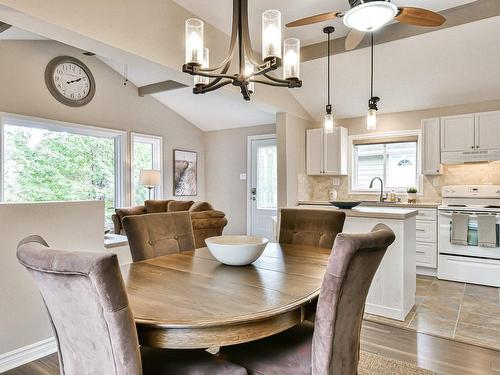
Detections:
365,276,500,351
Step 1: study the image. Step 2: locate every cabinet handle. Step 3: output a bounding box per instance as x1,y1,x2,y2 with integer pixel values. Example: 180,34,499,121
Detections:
476,145,480,149
471,146,474,149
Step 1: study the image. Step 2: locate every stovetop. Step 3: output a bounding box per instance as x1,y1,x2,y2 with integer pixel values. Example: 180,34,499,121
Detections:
439,185,500,213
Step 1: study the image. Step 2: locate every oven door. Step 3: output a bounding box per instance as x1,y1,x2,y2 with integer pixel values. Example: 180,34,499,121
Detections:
438,211,500,260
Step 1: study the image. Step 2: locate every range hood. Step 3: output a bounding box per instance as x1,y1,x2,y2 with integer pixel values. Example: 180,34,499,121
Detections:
441,149,500,164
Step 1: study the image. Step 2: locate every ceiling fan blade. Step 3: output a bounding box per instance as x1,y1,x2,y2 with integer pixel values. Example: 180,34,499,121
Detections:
286,12,340,28
345,29,365,51
395,7,446,27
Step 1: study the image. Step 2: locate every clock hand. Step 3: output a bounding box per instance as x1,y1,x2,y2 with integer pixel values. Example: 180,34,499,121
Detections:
66,77,83,84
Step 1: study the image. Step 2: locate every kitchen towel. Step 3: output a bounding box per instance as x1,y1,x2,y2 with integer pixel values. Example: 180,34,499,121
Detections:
477,214,497,248
451,213,469,246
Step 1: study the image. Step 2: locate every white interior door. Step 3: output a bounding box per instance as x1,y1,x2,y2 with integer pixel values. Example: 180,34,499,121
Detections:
248,136,277,239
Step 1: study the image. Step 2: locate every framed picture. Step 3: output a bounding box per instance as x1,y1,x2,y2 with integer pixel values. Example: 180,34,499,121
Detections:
173,149,197,196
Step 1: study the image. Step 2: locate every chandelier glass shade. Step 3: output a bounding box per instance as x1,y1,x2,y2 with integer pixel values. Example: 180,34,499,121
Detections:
183,0,302,101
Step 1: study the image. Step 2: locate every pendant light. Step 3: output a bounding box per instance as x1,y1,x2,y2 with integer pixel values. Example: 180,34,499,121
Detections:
324,26,335,134
367,33,380,131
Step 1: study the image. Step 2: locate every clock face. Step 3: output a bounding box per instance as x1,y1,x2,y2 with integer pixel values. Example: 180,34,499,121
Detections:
52,62,91,101
45,56,96,107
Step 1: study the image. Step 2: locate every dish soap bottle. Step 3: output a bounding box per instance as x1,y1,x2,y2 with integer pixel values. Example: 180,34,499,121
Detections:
389,189,396,202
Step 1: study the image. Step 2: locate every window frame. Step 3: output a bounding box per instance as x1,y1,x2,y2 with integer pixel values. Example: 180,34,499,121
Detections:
0,112,126,209
348,130,423,195
130,132,163,205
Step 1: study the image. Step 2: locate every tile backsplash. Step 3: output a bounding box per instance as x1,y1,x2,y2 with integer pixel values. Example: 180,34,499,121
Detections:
298,162,500,203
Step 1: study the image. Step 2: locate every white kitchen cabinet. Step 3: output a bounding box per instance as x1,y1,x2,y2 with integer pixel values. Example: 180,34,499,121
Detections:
422,118,442,175
306,127,347,176
475,111,500,151
440,114,475,152
415,208,437,269
306,128,323,175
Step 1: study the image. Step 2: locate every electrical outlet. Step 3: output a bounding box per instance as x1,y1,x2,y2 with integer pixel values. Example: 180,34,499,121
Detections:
240,173,247,180
332,178,341,186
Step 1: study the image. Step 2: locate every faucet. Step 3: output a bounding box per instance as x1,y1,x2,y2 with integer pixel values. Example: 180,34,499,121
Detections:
369,177,385,202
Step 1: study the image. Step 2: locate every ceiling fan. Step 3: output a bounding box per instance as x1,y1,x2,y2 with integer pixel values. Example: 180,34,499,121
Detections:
286,0,446,50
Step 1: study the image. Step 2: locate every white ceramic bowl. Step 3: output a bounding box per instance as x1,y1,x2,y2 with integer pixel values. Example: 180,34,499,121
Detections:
205,235,269,266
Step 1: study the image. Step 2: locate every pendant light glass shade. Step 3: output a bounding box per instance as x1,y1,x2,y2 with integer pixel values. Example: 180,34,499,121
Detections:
262,10,282,61
343,1,398,32
194,48,209,86
367,108,377,130
324,113,335,134
185,19,204,65
283,38,300,79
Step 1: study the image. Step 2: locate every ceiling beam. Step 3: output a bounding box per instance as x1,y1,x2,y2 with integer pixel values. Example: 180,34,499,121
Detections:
0,21,11,33
302,0,500,62
138,80,188,97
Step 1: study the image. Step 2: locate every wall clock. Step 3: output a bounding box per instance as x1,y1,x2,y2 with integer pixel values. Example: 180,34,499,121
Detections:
45,56,96,107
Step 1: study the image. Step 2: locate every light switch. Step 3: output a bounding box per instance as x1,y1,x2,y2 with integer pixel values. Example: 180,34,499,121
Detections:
240,173,247,180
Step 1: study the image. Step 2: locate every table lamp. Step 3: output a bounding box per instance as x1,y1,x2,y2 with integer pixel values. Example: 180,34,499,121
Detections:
139,169,161,200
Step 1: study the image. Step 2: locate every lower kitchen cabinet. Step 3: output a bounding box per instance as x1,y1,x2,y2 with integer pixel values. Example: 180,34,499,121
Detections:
415,208,438,270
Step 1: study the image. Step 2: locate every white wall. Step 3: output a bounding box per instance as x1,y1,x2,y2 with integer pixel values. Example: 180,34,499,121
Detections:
0,201,106,360
205,124,276,234
0,40,206,202
276,113,313,208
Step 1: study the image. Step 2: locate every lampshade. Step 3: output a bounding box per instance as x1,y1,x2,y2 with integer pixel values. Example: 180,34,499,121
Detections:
343,1,398,32
194,47,210,86
367,109,377,130
139,169,161,187
324,113,334,134
283,38,300,80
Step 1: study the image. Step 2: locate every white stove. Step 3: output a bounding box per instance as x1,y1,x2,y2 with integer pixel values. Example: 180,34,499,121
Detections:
438,185,500,287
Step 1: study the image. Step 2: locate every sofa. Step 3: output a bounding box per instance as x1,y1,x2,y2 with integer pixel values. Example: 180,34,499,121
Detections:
112,200,228,249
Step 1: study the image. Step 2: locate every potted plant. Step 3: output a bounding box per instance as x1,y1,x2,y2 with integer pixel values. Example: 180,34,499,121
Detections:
407,187,418,204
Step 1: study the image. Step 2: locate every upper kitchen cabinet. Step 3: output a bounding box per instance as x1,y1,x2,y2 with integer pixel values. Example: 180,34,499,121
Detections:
440,114,475,152
441,111,500,163
475,111,500,151
422,118,442,175
306,127,348,176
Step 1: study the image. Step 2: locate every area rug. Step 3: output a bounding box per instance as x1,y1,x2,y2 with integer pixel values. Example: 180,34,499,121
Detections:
359,351,435,375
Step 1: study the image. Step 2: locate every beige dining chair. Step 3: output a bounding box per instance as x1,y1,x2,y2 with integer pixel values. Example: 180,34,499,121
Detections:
123,211,196,262
219,224,396,375
17,235,247,375
279,208,346,249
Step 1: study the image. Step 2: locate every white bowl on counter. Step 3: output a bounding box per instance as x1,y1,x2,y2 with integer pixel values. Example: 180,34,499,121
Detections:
205,235,269,266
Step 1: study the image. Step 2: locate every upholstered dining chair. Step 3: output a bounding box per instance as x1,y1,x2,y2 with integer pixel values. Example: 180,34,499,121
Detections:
279,208,346,249
17,236,247,375
123,211,196,262
219,224,396,375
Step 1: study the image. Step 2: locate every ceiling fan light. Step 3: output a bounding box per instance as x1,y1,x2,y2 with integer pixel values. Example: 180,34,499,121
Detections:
343,1,398,32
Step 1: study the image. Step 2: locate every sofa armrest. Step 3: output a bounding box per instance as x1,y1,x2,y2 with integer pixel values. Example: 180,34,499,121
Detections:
190,210,226,220
111,214,122,235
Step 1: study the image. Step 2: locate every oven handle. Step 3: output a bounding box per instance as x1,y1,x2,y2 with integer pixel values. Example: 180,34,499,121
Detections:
439,212,500,218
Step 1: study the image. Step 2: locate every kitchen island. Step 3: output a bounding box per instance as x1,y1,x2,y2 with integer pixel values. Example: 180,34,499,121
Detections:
295,203,418,321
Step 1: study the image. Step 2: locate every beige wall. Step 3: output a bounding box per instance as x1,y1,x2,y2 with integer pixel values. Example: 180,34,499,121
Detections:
205,124,276,234
0,201,105,358
276,113,314,208
0,40,206,202
304,99,500,202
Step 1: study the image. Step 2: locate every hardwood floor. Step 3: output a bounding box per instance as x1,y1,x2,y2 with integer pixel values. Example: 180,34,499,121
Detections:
5,321,500,375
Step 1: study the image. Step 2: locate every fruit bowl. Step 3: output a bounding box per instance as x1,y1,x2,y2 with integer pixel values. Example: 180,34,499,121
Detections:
205,235,268,266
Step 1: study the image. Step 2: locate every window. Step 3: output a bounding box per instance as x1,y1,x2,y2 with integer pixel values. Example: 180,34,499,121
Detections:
351,133,420,193
131,133,162,205
256,144,277,209
0,115,125,226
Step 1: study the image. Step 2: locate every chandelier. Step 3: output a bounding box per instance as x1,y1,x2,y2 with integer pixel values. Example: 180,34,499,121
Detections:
182,0,302,101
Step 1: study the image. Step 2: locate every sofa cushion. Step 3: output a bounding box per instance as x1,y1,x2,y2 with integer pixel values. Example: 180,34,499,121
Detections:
168,200,195,212
115,206,147,223
145,200,172,214
189,201,214,212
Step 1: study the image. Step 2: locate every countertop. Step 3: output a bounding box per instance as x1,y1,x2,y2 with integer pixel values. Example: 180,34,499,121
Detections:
298,200,440,209
294,203,418,220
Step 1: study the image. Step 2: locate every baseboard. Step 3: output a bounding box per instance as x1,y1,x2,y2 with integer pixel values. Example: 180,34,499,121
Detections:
0,337,57,373
416,266,437,277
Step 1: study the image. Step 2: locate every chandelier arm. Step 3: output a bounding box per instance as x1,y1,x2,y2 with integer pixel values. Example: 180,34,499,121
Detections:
251,79,290,88
188,67,236,80
262,72,296,85
240,0,261,67
196,79,233,93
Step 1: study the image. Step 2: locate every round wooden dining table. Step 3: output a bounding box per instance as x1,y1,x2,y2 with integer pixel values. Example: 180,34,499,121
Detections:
121,243,331,349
